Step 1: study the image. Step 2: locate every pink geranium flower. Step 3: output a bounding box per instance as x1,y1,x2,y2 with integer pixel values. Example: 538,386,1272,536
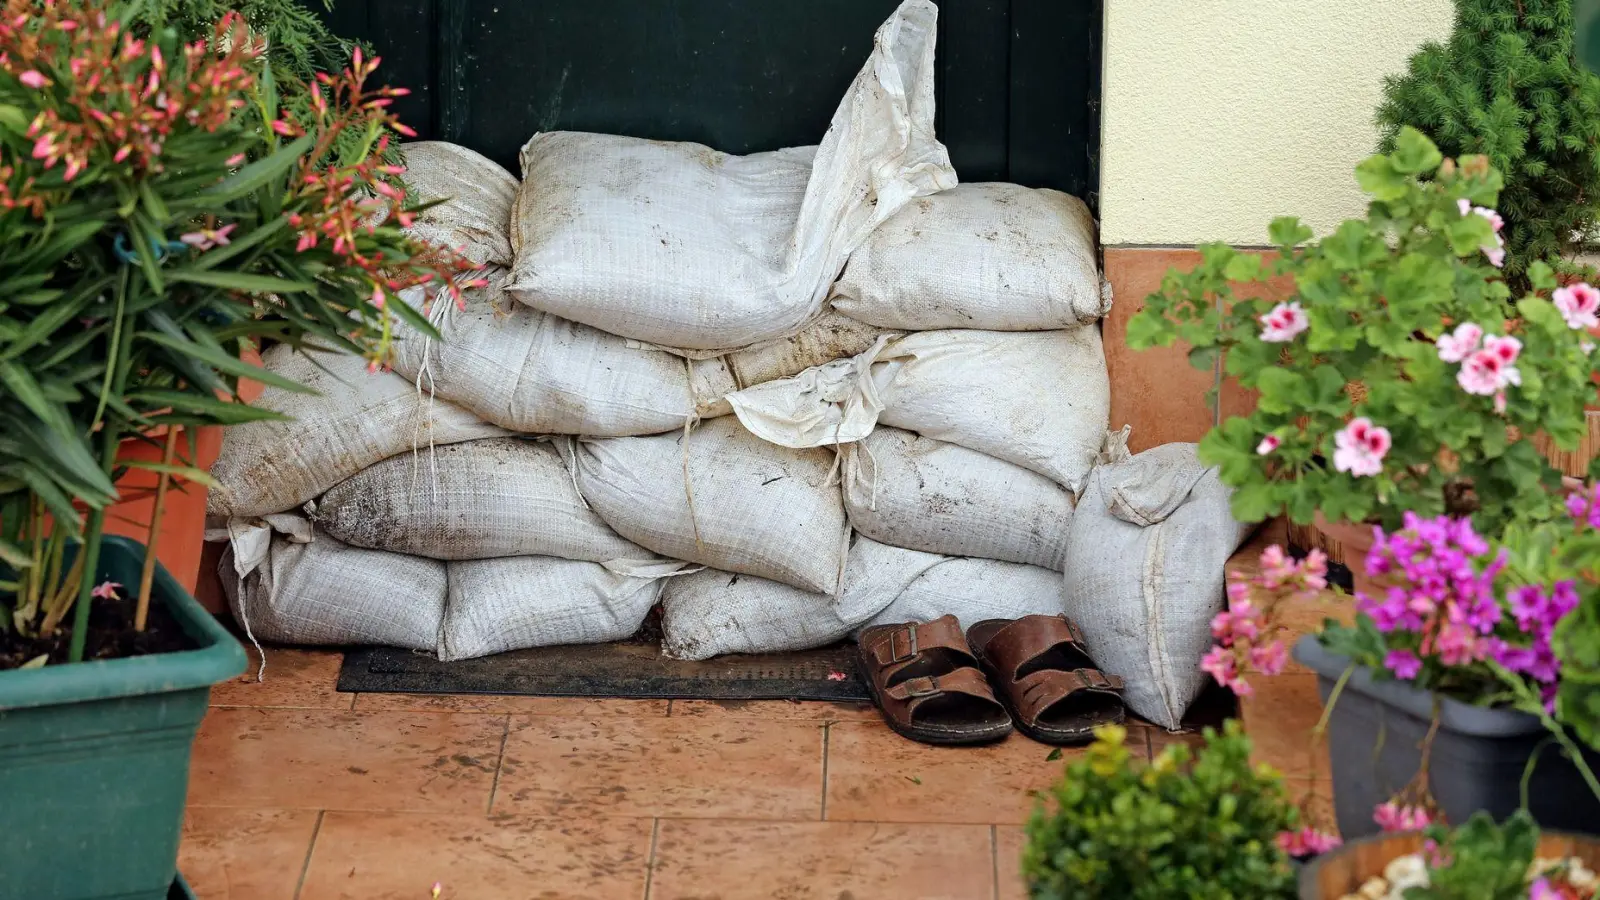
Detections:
1554,282,1600,331
1373,801,1433,832
1258,301,1309,343
1276,827,1342,857
1457,343,1520,396
1256,434,1280,456
91,581,122,601
1333,417,1390,478
1459,200,1507,267
1435,322,1483,363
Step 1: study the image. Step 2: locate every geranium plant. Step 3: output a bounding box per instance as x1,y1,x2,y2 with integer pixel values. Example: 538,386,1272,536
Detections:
0,0,478,664
1127,128,1600,534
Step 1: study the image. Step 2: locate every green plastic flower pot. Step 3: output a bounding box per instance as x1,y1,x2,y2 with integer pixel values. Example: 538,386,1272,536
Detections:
0,536,246,900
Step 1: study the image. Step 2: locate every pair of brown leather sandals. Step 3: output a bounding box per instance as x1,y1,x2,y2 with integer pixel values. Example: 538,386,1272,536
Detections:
857,614,1126,746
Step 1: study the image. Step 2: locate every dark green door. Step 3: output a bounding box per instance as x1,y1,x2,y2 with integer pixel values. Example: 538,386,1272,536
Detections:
323,0,1101,204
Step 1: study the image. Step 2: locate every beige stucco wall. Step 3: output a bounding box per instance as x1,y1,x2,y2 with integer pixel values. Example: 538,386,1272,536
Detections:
1100,0,1456,247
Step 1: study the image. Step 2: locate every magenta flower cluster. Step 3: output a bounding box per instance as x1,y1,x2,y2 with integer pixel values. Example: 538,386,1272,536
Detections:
1359,513,1507,683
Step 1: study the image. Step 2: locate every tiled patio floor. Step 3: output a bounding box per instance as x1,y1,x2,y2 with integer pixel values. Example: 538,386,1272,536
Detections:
182,638,1326,900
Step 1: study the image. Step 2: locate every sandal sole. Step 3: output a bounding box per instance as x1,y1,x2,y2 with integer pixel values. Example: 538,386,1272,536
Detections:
966,618,1125,748
855,640,1012,746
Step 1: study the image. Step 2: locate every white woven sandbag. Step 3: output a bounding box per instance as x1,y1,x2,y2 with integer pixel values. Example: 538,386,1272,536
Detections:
440,556,675,661
1061,434,1255,731
208,346,506,518
843,427,1073,569
313,437,652,564
505,0,956,351
660,568,861,661
390,273,735,437
394,141,519,268
839,537,1065,630
566,416,849,594
831,183,1108,331
725,310,892,389
220,519,444,652
876,326,1109,493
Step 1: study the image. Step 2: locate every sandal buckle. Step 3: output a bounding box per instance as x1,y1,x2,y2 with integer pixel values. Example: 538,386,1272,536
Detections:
902,676,940,698
1075,669,1110,689
887,625,919,663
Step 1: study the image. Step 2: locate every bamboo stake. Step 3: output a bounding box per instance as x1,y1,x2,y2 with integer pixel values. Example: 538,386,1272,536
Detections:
134,428,180,632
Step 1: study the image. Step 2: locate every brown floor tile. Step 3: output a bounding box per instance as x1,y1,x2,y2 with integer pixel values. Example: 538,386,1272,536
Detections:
669,698,879,721
179,808,319,900
1241,673,1331,781
649,819,996,900
188,708,506,813
995,826,1029,900
494,715,824,820
824,722,1146,825
353,693,669,716
300,811,652,900
210,648,353,710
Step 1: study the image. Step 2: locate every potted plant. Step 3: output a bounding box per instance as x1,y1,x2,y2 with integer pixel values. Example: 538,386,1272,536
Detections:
1126,129,1600,588
1300,810,1600,899
1020,722,1305,899
0,3,477,898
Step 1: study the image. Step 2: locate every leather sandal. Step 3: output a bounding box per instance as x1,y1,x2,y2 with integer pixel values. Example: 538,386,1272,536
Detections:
966,615,1125,746
857,615,1013,745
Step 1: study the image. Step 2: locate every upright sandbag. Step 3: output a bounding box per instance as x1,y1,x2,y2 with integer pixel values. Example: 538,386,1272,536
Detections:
394,141,519,268
831,183,1107,331
313,437,651,564
390,272,735,436
440,556,673,661
505,0,956,350
725,311,892,389
840,537,1065,629
208,346,506,518
567,416,849,594
876,326,1109,493
660,568,859,661
1061,435,1255,731
220,520,445,652
843,427,1073,570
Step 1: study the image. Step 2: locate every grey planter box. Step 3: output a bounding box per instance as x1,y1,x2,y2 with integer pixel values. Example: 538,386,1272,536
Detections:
1293,636,1600,838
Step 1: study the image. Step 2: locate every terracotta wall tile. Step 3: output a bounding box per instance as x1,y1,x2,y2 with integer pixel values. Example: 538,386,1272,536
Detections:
1104,247,1292,453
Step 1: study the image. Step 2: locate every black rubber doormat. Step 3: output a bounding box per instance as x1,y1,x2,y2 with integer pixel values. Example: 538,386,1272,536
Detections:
337,635,870,702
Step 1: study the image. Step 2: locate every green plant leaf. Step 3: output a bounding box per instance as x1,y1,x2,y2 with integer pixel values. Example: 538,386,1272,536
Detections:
118,460,216,486
197,134,314,204
1355,155,1408,202
137,330,313,393
1389,126,1443,174
165,269,315,294
1268,216,1313,248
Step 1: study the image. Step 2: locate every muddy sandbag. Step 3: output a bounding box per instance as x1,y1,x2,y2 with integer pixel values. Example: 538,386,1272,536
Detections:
725,311,891,389
313,437,651,564
220,519,444,652
1061,433,1255,731
831,183,1107,331
505,0,955,351
843,427,1073,569
208,346,506,518
660,568,859,661
567,416,849,594
841,537,1065,629
440,556,676,661
877,326,1109,493
391,273,735,437
394,141,519,268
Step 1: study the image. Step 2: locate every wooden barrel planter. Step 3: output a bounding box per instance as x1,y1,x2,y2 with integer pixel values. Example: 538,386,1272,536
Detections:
1299,830,1600,899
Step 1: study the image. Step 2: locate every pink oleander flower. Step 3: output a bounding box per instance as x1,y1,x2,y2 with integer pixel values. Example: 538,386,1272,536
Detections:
1436,322,1484,363
1333,417,1390,478
1554,282,1600,331
180,223,236,251
1258,301,1309,343
1373,801,1433,832
1529,877,1562,900
1256,434,1280,456
91,580,122,601
1276,827,1342,857
18,68,48,88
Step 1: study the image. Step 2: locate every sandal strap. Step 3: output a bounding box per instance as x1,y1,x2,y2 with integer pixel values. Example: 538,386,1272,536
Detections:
861,615,976,671
981,615,1090,683
882,667,1005,723
1013,668,1125,726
